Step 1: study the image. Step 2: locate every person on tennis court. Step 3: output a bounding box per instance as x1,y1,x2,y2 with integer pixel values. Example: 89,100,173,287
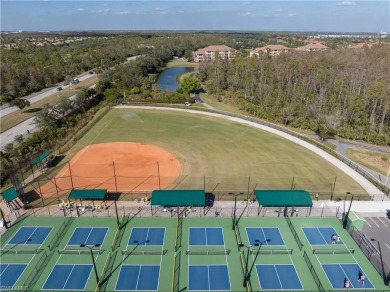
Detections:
336,235,341,243
358,271,366,286
331,234,337,244
344,278,350,290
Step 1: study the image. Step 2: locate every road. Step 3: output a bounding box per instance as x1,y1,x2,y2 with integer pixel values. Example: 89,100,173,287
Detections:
0,56,142,149
0,85,96,149
1,117,37,147
0,73,95,118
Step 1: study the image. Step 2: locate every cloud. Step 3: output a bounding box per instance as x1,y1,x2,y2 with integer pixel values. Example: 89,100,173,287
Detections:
337,1,356,6
98,8,111,13
117,11,128,15
76,8,85,12
289,13,295,17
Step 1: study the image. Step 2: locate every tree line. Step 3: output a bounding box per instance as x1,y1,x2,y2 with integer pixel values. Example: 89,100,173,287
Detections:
198,45,390,145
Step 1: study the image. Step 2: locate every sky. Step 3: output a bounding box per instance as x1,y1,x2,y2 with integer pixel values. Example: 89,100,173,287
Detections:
1,1,389,33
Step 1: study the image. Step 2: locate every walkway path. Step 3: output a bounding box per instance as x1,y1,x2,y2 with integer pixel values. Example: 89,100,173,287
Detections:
119,105,385,197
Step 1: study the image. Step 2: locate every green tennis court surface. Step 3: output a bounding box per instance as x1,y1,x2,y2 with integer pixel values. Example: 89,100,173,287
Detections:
1,215,389,291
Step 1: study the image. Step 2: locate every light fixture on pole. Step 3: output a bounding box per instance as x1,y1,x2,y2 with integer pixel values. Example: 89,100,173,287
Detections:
80,243,101,286
239,239,270,287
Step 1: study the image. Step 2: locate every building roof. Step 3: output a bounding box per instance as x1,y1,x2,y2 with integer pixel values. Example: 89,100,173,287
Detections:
295,43,329,51
194,45,235,54
254,45,290,51
254,190,313,207
68,189,107,200
2,187,19,203
151,190,205,207
32,150,52,165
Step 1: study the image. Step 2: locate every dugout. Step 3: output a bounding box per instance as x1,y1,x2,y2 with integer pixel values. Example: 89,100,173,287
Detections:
31,150,52,172
254,190,313,217
1,187,22,229
67,189,120,224
151,190,206,216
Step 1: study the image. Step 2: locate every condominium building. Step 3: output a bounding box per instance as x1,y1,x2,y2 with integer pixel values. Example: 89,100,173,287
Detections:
193,45,236,62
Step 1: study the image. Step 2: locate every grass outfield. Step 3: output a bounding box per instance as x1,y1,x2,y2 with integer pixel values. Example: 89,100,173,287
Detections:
50,107,366,196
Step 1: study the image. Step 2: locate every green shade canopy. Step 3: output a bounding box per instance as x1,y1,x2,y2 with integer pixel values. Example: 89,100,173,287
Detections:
151,190,205,207
32,150,52,165
1,187,19,203
254,190,313,207
68,189,107,200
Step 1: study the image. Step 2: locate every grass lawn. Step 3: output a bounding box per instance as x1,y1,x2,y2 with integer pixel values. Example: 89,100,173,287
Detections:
166,59,197,68
346,148,390,176
43,108,366,196
0,76,98,132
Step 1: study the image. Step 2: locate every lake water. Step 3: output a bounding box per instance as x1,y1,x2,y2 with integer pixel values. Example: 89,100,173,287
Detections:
156,67,194,91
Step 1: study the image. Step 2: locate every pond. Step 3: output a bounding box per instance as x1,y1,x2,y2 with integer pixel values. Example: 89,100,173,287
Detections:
156,67,194,91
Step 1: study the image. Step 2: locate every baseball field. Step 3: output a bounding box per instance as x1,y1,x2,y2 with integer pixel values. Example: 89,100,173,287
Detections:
36,107,366,199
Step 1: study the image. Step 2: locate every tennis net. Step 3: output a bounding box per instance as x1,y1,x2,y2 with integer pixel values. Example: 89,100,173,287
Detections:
0,248,43,255
186,249,231,255
58,248,104,255
313,248,355,254
121,249,168,255
250,248,293,255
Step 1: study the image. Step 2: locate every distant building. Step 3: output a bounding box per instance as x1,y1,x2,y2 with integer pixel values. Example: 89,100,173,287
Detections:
294,43,329,52
250,45,290,57
193,45,236,62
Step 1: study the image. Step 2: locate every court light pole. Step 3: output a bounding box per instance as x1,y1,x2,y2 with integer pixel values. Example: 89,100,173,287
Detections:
246,239,271,287
370,239,388,285
343,192,353,229
239,239,263,287
80,244,101,286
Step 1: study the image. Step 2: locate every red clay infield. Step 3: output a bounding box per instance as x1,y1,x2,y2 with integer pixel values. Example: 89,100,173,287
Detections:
40,142,181,197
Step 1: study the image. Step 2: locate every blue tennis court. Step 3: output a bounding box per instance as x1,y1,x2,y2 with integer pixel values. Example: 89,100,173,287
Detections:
7,227,52,245
188,265,230,290
42,264,92,290
128,227,165,246
0,264,27,289
68,227,108,245
246,227,284,246
302,227,343,245
115,265,160,291
256,264,303,290
189,227,224,246
322,263,374,289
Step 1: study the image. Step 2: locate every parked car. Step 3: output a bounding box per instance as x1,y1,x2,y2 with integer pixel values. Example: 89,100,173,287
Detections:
56,87,63,91
89,71,94,74
386,209,390,219
71,78,79,84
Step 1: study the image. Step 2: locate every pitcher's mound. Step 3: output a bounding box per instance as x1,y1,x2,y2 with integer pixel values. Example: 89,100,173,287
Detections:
40,142,181,197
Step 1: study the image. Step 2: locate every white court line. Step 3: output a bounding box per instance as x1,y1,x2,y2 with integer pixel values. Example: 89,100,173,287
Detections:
365,220,372,228
385,243,390,250
261,228,267,245
145,228,150,245
0,264,9,277
316,228,328,244
83,228,94,244
62,265,76,289
339,264,355,289
136,265,142,290
207,265,211,290
368,218,379,228
25,227,38,244
274,265,283,289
